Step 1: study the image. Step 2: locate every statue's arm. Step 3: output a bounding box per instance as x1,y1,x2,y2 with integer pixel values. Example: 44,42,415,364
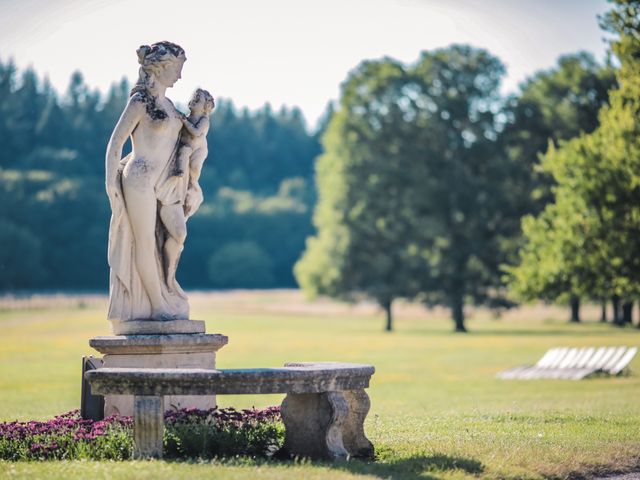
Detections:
105,95,144,197
182,116,209,137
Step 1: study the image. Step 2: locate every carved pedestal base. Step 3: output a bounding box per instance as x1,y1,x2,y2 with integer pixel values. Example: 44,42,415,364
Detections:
280,389,374,460
89,333,228,417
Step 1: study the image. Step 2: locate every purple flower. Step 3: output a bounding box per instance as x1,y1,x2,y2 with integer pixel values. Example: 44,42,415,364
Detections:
1,405,282,461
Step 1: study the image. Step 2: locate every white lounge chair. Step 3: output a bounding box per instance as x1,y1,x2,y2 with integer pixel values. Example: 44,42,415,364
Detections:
497,346,637,380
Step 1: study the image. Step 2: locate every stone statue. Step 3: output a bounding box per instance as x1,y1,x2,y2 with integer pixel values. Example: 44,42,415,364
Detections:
105,41,213,332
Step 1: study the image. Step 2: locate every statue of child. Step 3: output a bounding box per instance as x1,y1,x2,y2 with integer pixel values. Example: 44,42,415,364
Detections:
157,88,214,292
174,88,214,179
180,88,214,217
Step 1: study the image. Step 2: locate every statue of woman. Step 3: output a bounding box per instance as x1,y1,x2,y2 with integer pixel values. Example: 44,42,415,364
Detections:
105,41,192,323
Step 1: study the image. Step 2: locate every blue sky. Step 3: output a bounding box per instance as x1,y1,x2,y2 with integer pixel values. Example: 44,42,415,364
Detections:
0,0,611,128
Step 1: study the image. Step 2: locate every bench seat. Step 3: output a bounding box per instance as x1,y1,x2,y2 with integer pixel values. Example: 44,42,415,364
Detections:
86,362,375,461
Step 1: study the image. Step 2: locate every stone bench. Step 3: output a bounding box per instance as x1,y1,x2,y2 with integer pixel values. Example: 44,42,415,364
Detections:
85,362,375,461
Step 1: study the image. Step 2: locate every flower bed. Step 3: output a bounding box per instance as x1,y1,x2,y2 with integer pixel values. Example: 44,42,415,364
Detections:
0,407,283,461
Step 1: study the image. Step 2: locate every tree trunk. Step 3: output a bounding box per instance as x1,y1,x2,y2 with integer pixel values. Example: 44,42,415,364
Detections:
570,296,580,323
451,294,466,332
383,299,393,332
622,301,633,324
600,301,607,323
612,295,622,326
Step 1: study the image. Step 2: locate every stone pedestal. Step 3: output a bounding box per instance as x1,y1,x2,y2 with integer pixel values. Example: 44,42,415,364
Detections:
89,333,228,416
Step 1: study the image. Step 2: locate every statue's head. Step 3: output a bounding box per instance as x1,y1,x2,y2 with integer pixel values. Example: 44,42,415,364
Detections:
132,41,186,94
189,88,215,114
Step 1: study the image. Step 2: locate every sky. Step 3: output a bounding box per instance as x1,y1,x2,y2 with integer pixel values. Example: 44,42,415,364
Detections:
0,0,611,129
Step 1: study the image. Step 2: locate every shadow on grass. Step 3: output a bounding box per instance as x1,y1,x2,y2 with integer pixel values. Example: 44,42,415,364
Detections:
329,453,485,480
161,454,484,479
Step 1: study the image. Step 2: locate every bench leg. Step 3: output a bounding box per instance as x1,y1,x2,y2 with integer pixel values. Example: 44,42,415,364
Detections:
341,389,374,459
133,395,164,459
280,389,373,460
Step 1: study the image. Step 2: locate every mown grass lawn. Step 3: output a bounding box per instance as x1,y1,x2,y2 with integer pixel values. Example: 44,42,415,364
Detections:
1,290,639,479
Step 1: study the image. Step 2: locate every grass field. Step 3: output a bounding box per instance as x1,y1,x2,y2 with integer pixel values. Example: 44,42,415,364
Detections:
1,290,639,479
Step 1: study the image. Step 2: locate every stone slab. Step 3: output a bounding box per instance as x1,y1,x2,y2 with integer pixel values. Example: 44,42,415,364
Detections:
111,319,205,335
85,362,375,396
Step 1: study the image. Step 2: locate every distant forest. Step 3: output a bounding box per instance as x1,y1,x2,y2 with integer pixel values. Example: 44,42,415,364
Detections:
0,62,322,290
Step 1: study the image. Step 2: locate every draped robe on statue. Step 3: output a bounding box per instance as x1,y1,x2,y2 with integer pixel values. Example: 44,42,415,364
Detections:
107,147,190,322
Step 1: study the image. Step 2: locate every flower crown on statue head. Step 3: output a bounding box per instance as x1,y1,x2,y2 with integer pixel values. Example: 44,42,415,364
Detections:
136,41,186,67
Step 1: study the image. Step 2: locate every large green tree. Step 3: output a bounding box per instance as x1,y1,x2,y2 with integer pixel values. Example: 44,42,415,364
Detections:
508,0,640,324
296,45,514,332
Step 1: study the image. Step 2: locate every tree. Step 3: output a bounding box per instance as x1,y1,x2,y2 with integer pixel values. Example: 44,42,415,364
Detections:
409,46,516,332
295,58,421,331
508,0,640,324
501,53,616,321
296,45,514,332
